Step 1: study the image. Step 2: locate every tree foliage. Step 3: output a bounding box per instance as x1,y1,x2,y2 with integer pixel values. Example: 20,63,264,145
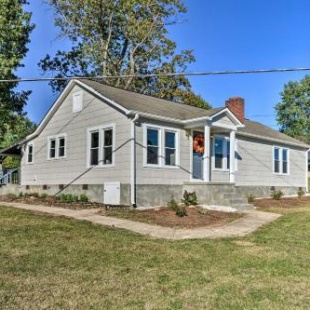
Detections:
40,0,210,109
0,0,34,141
275,75,310,138
0,115,36,169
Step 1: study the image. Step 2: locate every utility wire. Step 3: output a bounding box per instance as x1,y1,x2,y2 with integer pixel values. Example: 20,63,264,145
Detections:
1,67,310,83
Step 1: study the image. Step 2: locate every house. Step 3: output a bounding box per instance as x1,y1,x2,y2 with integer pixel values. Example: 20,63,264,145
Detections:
0,79,309,209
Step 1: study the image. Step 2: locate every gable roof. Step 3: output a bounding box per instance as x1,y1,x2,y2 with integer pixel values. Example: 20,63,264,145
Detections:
79,79,223,121
2,78,308,150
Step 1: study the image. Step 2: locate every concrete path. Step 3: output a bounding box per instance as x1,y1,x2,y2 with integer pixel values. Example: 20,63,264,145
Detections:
0,202,281,240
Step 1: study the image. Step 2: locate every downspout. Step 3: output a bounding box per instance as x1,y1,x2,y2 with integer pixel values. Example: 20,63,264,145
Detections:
130,113,139,207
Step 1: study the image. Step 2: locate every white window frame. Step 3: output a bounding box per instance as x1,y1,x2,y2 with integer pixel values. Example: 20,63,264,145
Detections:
212,135,234,171
143,124,180,168
47,134,67,160
273,146,289,175
72,91,83,113
86,124,115,168
26,143,34,164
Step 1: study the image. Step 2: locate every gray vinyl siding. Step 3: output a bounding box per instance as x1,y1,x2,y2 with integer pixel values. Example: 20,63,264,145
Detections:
21,85,131,185
135,118,191,185
212,115,234,128
235,136,306,187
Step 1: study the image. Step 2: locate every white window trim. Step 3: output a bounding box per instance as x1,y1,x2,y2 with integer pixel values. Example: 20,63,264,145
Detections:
47,134,67,160
86,124,115,168
26,143,34,164
72,91,83,113
273,146,289,175
143,124,180,168
212,135,237,171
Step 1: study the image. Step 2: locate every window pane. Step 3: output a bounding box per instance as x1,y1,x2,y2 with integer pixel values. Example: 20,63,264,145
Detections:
91,132,99,148
165,131,175,148
58,138,65,157
104,147,112,164
283,161,288,174
50,139,56,158
274,148,279,161
274,160,280,173
104,130,113,146
227,141,230,169
282,149,287,162
90,149,99,165
28,145,33,163
165,149,175,166
147,129,158,146
214,138,223,168
147,146,158,164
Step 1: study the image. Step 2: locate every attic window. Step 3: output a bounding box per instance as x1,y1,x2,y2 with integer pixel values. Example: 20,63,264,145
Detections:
72,91,82,113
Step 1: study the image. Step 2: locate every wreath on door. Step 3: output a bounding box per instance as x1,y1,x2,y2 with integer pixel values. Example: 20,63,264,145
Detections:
193,134,204,154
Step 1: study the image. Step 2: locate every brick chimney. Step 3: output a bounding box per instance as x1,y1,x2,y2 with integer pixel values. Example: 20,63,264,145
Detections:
225,97,245,123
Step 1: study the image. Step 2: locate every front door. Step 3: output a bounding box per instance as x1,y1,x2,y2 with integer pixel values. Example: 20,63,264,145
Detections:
192,131,204,179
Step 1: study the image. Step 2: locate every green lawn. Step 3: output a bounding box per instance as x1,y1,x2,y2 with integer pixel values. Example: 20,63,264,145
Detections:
1,205,310,309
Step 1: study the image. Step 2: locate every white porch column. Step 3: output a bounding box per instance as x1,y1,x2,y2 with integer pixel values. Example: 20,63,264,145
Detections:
203,123,211,182
229,130,236,183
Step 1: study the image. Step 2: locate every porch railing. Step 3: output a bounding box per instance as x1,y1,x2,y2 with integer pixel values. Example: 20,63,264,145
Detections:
0,168,20,185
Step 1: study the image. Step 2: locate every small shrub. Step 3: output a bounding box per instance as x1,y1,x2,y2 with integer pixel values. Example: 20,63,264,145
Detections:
30,192,39,198
40,193,47,199
182,190,198,206
7,193,17,200
247,194,255,203
18,192,24,198
73,195,79,202
175,206,187,217
271,190,283,200
80,193,88,202
297,187,305,198
167,198,178,211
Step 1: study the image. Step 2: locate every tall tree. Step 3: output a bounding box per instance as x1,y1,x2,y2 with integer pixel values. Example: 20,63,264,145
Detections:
275,75,310,138
39,0,210,109
0,0,34,141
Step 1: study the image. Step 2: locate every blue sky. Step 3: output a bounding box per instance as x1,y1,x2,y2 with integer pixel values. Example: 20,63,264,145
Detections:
17,0,310,128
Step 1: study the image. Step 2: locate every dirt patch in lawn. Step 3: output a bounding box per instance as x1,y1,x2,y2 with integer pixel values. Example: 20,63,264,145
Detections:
253,196,310,209
0,194,105,210
99,206,243,229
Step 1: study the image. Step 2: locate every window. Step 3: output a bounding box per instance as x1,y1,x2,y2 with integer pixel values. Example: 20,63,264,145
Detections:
88,125,114,167
48,135,66,159
273,147,289,174
27,144,33,163
144,125,178,167
72,92,82,113
49,139,56,159
103,129,113,165
213,136,230,170
165,131,176,166
147,128,159,165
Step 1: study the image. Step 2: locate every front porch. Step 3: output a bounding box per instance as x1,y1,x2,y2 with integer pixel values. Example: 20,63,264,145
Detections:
186,107,244,184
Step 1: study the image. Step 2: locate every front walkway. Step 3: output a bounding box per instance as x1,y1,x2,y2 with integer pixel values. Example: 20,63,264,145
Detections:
0,202,281,240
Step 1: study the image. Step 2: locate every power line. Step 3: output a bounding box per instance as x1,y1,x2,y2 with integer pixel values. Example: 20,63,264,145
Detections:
1,67,310,83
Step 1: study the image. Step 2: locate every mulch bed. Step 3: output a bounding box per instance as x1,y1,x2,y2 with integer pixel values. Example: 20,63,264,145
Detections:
0,195,105,210
253,196,310,209
99,206,243,229
0,194,243,229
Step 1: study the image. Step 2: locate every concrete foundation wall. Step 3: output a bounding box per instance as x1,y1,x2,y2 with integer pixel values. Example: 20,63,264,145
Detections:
0,183,306,209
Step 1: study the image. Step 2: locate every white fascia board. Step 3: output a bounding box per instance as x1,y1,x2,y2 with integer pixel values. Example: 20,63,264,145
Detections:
238,132,309,149
75,80,130,115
